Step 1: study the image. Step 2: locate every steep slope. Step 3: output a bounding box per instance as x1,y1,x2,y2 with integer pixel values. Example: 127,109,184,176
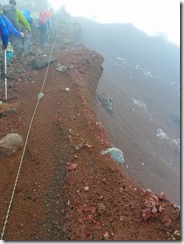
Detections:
74,17,180,205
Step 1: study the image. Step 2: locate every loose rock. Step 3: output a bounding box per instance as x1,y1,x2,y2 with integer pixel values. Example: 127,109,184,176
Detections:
0,133,24,157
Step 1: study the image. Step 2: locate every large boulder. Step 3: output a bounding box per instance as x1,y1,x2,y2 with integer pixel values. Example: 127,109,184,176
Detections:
0,133,24,157
96,93,113,114
0,101,17,117
32,57,55,70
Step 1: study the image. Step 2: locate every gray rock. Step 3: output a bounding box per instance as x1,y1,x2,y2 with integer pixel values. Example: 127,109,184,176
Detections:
0,133,24,156
32,58,55,70
56,65,68,73
101,147,125,163
96,93,113,114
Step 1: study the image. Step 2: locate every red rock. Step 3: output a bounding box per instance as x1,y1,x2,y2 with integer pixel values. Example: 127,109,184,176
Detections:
144,199,156,208
159,192,167,201
86,214,94,221
90,207,97,214
162,215,172,228
103,232,110,240
85,142,92,148
144,193,159,208
142,208,152,221
158,205,165,213
150,193,159,202
67,163,77,171
140,190,147,196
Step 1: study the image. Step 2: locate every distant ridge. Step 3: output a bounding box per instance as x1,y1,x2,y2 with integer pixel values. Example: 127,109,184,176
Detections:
74,17,180,82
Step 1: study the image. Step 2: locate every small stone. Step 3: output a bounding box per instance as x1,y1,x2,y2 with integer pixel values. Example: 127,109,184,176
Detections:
158,205,165,213
90,207,96,214
84,186,89,191
151,206,158,213
162,216,172,228
102,178,106,183
142,208,152,221
159,192,167,201
67,163,77,171
98,195,104,200
146,189,152,193
56,65,68,73
86,214,94,221
104,232,109,240
97,203,106,215
85,142,92,148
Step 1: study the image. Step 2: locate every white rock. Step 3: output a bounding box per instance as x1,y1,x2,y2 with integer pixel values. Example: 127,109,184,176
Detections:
84,186,89,191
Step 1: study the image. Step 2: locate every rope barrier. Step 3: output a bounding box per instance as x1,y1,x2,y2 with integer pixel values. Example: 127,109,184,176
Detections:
1,33,58,240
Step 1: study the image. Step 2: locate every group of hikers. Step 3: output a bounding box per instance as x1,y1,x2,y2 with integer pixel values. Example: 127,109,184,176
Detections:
0,0,56,60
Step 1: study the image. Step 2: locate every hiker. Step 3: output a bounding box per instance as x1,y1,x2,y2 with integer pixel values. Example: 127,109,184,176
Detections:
3,0,31,53
0,4,24,60
21,9,31,50
37,10,52,47
0,15,9,49
0,16,8,80
30,17,39,45
47,8,53,20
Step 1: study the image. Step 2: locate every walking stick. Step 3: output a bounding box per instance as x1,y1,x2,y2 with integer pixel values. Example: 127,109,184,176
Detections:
4,49,7,101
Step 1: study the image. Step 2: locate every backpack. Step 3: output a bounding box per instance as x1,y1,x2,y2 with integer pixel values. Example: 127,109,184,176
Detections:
21,9,31,24
3,4,18,29
38,11,47,24
47,9,53,19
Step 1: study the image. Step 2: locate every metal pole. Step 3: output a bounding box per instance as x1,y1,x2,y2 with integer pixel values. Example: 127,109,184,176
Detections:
4,49,7,101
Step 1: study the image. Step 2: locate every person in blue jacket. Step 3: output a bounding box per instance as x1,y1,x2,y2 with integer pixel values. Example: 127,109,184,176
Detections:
0,15,9,49
37,10,52,47
0,5,24,60
0,4,24,57
1,12,24,39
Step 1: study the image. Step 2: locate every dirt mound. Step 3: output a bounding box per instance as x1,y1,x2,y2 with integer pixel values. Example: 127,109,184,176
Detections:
0,44,180,240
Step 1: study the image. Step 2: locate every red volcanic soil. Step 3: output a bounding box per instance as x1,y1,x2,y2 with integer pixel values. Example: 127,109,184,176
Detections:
0,44,180,240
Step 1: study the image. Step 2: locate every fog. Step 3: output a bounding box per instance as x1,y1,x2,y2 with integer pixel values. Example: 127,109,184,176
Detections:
48,0,180,46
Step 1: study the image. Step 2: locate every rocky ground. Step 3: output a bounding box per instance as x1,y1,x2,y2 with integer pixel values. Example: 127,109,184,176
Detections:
0,39,180,240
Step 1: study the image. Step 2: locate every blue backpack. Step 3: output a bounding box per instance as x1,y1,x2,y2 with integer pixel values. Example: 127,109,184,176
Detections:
21,9,31,23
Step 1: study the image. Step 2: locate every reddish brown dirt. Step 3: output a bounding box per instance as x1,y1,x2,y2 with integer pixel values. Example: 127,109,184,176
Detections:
0,44,180,240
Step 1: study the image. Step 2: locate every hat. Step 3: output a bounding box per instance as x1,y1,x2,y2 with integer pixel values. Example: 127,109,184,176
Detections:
9,0,16,5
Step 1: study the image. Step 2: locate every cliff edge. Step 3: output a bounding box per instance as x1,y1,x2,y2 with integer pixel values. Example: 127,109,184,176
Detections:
0,43,180,240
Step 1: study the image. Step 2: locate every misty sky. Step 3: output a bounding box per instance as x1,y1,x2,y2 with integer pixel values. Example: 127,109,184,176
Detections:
48,0,180,46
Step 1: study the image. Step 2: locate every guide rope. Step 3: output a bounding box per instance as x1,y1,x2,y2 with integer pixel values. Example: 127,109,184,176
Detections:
1,33,58,240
